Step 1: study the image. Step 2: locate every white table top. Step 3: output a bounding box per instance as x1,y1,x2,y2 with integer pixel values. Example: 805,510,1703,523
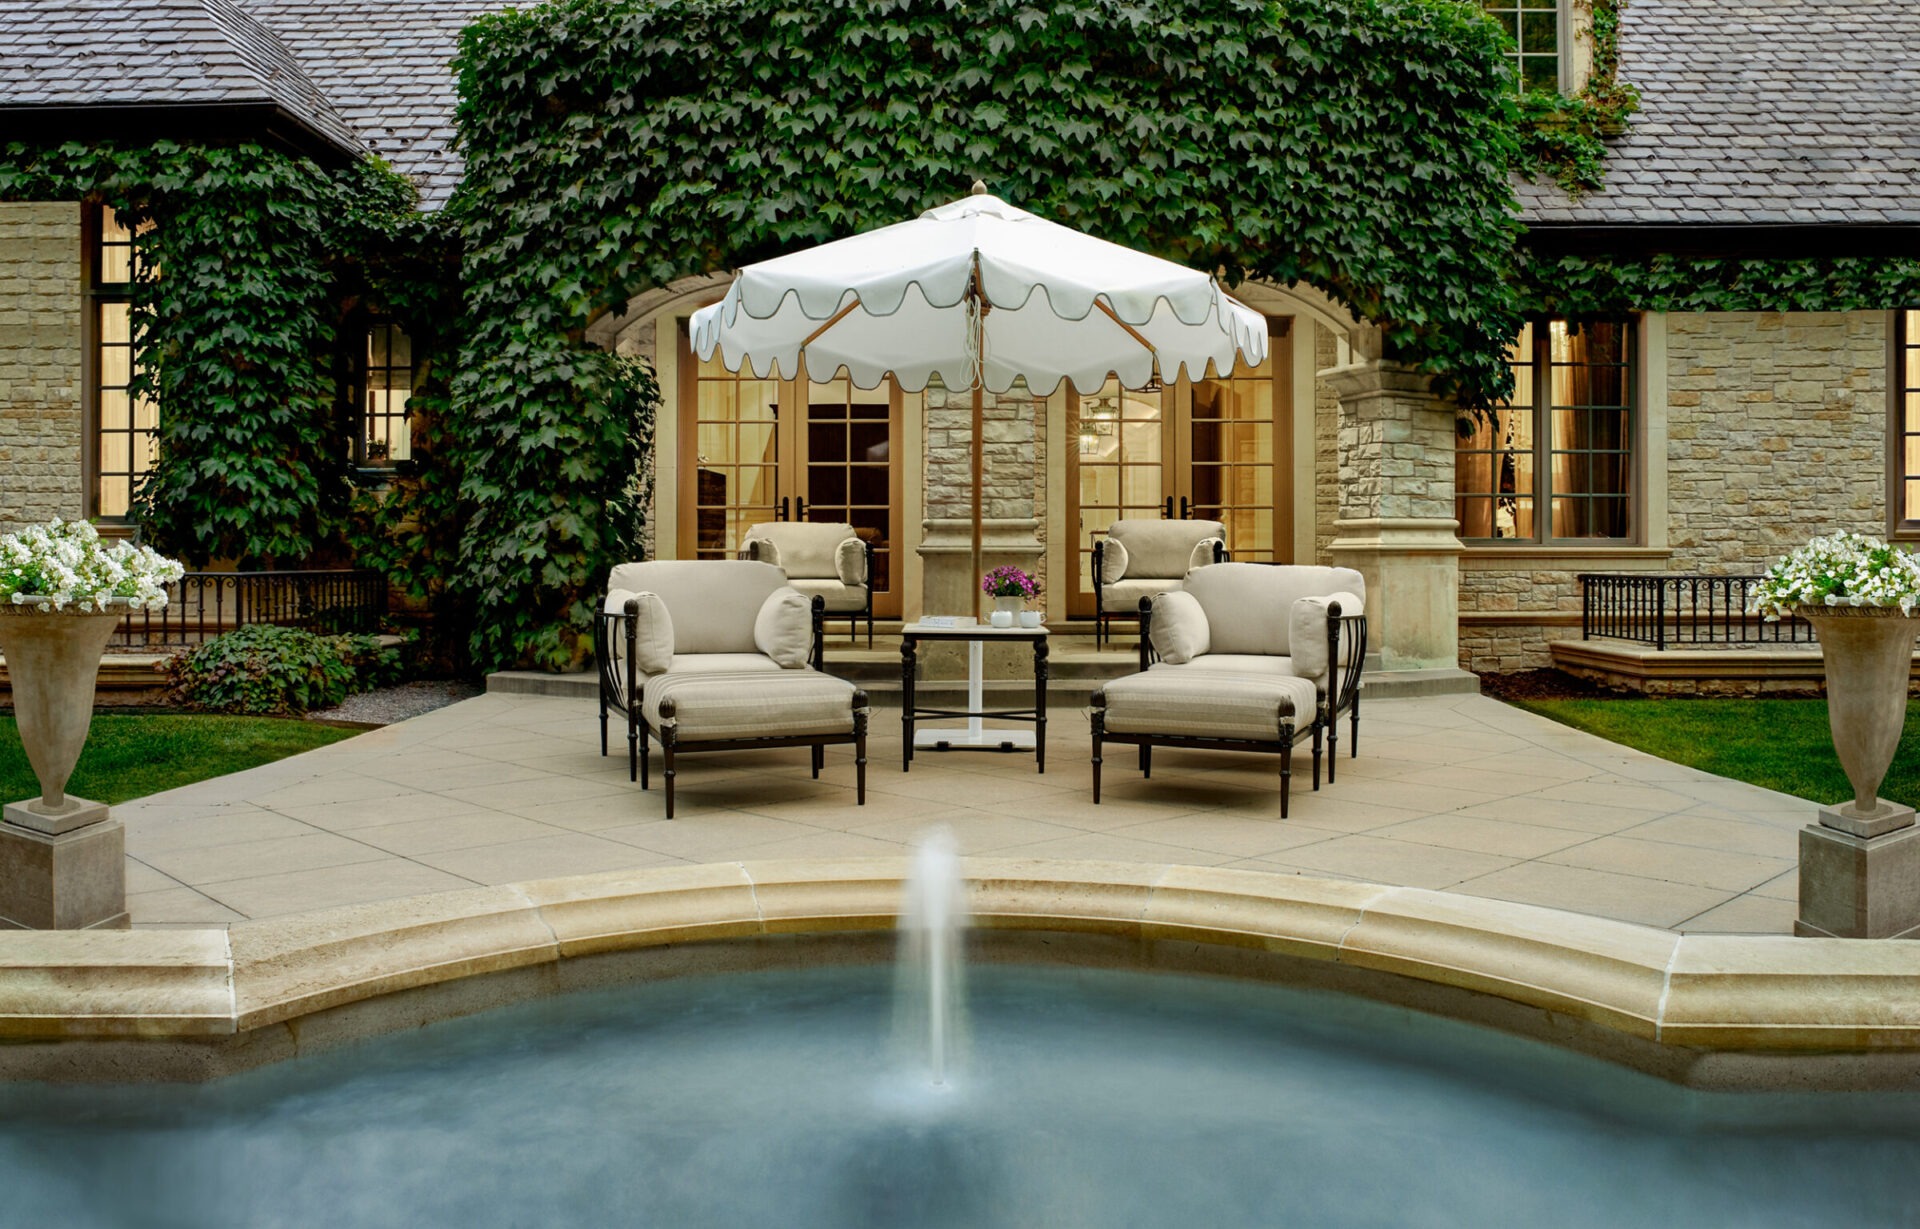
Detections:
902,619,1049,637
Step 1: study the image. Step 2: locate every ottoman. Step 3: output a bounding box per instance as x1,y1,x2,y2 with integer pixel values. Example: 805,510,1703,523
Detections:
1090,668,1321,818
641,669,868,818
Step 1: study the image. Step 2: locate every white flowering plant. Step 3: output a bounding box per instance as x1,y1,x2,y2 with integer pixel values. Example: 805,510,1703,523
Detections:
1748,531,1920,620
0,518,184,612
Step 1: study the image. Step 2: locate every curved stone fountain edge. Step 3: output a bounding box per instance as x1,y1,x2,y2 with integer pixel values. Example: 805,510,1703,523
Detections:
1,858,1917,1088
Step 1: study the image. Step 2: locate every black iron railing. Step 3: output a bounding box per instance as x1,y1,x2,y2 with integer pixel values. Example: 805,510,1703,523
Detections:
1578,573,1812,651
111,570,388,650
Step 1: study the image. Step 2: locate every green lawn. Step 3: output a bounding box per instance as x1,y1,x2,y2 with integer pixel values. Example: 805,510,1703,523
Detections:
1512,698,1920,810
0,715,358,806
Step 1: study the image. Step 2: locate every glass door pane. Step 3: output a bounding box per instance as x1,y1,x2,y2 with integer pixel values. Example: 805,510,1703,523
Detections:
1073,377,1166,599
1191,347,1280,562
689,352,781,559
803,378,895,600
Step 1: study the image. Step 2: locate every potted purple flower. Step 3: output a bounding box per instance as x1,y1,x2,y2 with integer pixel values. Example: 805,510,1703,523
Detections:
981,565,1038,628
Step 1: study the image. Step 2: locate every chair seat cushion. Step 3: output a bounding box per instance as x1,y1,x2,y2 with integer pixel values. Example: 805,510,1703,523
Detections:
1100,668,1317,741
661,653,789,676
643,669,861,741
1101,578,1182,612
1178,654,1300,678
788,578,870,612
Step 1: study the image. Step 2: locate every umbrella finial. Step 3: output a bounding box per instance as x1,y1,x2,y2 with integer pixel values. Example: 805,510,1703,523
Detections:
970,179,988,196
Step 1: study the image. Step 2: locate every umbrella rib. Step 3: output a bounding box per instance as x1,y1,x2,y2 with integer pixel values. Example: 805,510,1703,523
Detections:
1092,298,1157,354
799,295,864,350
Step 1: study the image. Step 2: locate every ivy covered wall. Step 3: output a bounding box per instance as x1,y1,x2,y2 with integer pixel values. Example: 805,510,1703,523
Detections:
447,0,1530,667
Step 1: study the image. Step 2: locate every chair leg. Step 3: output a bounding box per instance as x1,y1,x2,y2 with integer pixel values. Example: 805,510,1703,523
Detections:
1351,701,1360,758
1091,709,1104,804
599,693,608,757
629,711,641,784
1279,718,1294,820
638,722,650,791
811,744,823,778
1312,721,1323,791
854,703,868,804
1327,714,1339,786
1139,743,1151,778
663,734,677,820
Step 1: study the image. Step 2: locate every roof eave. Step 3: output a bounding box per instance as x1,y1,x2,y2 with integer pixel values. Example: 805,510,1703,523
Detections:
0,100,365,168
1523,221,1920,261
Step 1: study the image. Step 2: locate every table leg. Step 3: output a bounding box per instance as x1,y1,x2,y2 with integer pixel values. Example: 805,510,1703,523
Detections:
967,640,985,741
1035,636,1049,774
901,636,916,771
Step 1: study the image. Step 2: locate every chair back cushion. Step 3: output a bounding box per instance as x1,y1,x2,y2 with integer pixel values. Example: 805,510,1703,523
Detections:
835,537,867,586
604,589,674,675
754,587,815,668
1105,519,1227,580
740,522,858,580
606,560,787,655
1183,563,1366,656
1149,590,1211,663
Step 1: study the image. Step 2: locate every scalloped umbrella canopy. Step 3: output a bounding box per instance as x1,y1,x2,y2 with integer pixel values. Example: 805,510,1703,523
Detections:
689,191,1269,395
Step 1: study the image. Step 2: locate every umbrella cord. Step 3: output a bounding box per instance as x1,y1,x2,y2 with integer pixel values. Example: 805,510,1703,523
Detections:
965,286,984,392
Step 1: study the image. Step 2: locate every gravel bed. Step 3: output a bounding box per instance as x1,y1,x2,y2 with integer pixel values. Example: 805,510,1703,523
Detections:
306,680,484,726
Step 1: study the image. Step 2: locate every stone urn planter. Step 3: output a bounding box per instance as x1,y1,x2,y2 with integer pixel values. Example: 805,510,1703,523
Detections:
0,603,127,821
0,518,181,928
0,602,131,930
1797,604,1920,828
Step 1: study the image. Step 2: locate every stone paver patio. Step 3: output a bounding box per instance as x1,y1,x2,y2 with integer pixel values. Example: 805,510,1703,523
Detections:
114,690,1812,934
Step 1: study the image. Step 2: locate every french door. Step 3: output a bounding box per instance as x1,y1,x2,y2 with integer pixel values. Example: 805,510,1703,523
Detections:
677,332,903,616
1067,315,1293,616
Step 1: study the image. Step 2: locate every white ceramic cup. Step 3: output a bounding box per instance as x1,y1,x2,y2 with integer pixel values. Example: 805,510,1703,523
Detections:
1019,611,1043,628
989,610,1014,628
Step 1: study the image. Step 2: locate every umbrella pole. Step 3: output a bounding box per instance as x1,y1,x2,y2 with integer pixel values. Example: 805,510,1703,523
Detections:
972,380,983,622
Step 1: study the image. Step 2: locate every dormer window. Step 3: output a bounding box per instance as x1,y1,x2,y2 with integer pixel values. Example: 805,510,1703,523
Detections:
1483,0,1565,92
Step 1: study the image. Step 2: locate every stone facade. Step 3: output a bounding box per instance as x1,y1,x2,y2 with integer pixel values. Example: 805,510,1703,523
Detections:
1312,323,1340,566
0,202,84,533
1664,311,1887,570
1455,310,1895,675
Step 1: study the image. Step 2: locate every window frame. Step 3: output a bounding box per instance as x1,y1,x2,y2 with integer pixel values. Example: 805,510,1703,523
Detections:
347,317,418,473
82,201,152,526
1456,314,1640,548
1481,0,1572,94
1891,309,1920,540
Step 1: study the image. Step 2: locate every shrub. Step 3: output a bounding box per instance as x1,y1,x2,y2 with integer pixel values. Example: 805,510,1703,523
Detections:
171,624,402,715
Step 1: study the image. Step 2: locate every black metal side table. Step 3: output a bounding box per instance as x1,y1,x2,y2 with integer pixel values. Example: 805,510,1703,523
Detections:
899,622,1049,773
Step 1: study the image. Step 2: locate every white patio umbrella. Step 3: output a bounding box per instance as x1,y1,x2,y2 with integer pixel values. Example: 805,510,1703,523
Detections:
690,184,1269,617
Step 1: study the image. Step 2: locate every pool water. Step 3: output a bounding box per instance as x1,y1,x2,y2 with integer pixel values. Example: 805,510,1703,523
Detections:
3,965,1919,1228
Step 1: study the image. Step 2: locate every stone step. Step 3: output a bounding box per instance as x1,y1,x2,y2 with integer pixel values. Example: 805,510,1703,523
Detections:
486,663,1479,702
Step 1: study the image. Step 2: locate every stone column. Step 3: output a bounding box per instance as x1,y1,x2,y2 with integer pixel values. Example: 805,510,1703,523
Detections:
918,380,1042,679
1325,358,1475,684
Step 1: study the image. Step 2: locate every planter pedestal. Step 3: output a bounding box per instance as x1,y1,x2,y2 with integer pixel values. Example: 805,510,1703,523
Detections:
1792,606,1920,939
0,805,126,930
0,608,128,930
1798,819,1920,939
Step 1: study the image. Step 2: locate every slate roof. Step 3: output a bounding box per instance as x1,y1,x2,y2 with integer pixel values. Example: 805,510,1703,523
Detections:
1516,0,1920,226
5,0,1920,224
0,0,364,158
238,0,501,208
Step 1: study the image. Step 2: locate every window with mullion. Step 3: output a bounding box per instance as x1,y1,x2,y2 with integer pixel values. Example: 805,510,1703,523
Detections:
88,204,156,520
1481,0,1563,93
352,321,415,467
1895,310,1920,534
1456,316,1635,544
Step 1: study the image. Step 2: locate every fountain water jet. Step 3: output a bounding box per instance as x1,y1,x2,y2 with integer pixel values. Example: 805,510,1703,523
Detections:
894,828,969,1086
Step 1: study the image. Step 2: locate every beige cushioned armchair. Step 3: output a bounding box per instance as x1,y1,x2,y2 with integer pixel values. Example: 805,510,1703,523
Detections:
1090,518,1227,646
1090,563,1368,818
739,521,876,646
595,560,868,818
